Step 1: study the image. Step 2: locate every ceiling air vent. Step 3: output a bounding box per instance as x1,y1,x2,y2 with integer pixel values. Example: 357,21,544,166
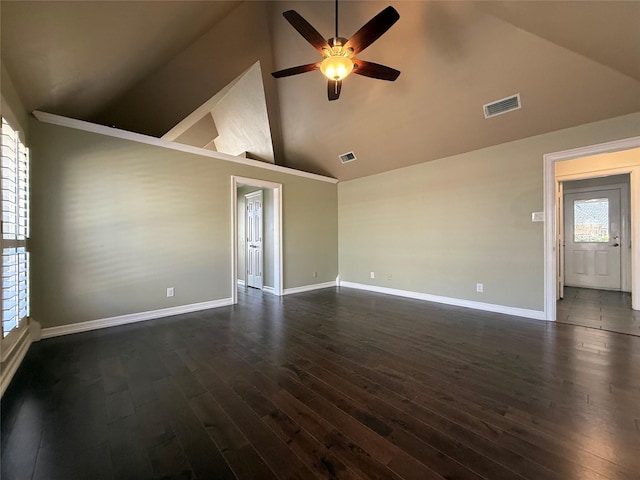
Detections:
483,94,521,119
339,151,357,164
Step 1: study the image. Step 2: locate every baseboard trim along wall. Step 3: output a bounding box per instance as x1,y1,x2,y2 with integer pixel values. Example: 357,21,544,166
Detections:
41,298,234,339
339,281,547,321
283,281,337,295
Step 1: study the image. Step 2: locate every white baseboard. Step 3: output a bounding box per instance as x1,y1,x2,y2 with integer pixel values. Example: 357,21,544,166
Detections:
0,328,32,398
283,281,337,295
339,281,546,321
237,279,245,286
41,298,234,339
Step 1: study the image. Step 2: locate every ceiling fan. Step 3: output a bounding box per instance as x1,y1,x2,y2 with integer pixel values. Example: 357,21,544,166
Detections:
271,1,400,101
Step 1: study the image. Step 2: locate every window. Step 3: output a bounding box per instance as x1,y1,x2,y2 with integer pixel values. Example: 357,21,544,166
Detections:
573,198,609,243
1,118,29,338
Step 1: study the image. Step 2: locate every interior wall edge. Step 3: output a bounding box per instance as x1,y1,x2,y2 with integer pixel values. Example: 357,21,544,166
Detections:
0,63,30,140
0,327,32,398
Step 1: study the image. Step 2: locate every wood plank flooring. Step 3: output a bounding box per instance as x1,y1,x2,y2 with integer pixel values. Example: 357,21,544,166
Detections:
2,286,639,480
557,287,639,336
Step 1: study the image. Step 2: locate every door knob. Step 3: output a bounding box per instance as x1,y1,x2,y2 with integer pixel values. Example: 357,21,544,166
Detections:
612,243,619,247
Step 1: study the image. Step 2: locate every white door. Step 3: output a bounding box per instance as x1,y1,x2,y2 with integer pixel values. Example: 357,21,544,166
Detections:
564,189,621,290
557,181,564,299
245,191,263,289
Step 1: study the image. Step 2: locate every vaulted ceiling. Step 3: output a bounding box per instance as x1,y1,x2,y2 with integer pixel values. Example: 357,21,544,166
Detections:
2,1,639,181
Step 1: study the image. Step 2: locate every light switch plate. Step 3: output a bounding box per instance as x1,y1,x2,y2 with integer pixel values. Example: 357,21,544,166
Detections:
531,211,544,222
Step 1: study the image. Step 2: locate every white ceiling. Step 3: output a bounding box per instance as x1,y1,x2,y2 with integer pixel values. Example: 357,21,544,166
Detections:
2,1,639,181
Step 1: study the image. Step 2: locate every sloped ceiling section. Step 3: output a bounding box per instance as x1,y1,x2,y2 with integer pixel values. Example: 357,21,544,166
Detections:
209,62,275,163
1,1,639,181
95,2,280,140
164,62,276,163
477,1,640,81
268,1,640,180
0,1,241,120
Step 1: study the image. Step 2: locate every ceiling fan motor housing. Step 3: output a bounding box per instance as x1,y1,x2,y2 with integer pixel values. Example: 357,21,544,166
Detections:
327,37,350,54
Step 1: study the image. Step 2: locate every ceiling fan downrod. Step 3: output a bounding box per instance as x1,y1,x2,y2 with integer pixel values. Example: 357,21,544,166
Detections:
335,0,338,40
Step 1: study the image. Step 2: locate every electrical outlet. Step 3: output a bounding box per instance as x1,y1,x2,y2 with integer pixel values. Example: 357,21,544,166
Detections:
476,283,483,293
313,271,318,278
370,271,375,279
166,287,174,297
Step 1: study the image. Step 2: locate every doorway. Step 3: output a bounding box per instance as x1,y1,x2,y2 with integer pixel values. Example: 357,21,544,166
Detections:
231,176,283,304
556,174,638,335
543,138,640,325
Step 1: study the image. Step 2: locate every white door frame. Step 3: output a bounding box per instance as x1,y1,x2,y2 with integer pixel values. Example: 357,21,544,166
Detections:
543,137,640,320
231,176,283,304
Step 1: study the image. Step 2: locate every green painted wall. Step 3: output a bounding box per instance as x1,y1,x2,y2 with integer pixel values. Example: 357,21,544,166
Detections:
30,120,337,329
338,113,640,311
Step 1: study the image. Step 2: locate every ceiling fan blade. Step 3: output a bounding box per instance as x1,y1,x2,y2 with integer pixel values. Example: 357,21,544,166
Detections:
343,6,399,56
328,80,342,101
283,10,331,53
272,63,320,78
352,59,400,81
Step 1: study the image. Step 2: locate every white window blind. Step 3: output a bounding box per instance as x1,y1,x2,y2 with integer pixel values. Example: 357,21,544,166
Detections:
1,118,29,337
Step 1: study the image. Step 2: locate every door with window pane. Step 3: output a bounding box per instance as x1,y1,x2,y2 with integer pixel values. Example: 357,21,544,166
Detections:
1,118,29,338
563,189,621,290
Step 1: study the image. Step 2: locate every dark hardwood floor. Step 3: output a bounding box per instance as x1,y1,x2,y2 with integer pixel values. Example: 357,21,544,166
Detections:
2,286,639,480
557,286,639,336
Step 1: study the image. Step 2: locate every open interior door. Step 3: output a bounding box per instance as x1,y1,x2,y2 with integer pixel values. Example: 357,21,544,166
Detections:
557,181,564,300
245,190,264,290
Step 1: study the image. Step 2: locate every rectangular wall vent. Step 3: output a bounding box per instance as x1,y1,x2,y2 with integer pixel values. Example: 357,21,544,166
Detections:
483,94,521,118
339,151,357,164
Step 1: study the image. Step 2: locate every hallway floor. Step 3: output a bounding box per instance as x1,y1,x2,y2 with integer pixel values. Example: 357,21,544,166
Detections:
557,286,639,336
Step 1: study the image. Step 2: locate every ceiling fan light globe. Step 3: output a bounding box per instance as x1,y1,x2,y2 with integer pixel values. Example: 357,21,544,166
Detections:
320,55,354,81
